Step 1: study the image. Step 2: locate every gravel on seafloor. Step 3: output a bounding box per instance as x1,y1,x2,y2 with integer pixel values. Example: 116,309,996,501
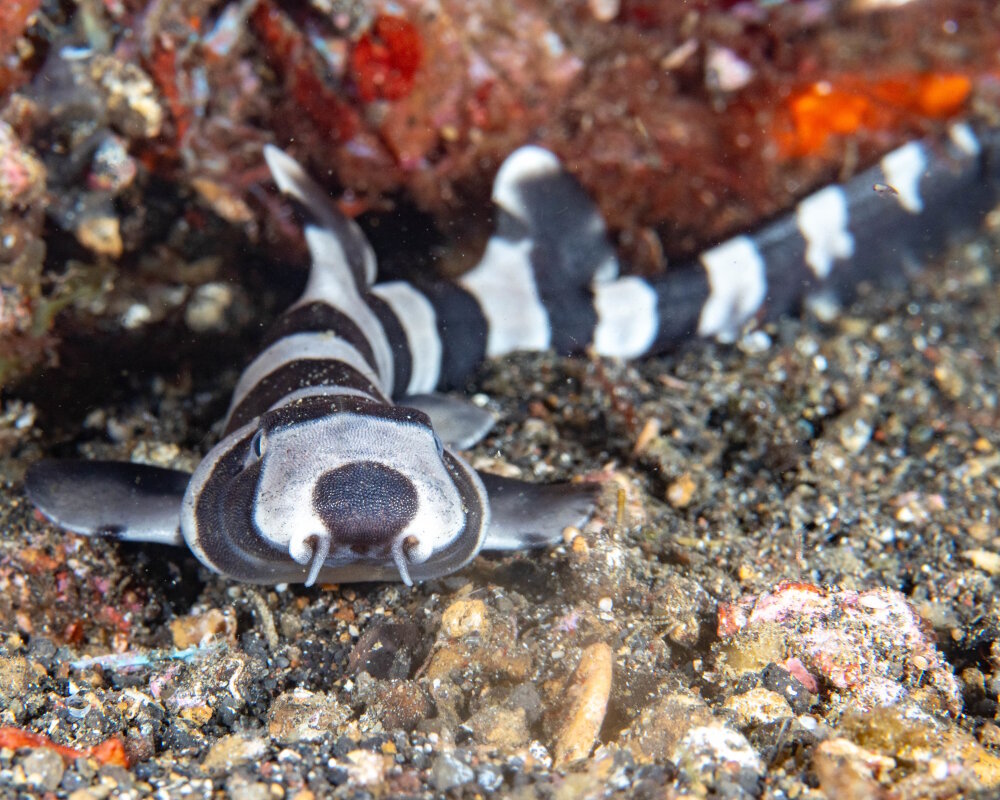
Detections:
1,220,999,798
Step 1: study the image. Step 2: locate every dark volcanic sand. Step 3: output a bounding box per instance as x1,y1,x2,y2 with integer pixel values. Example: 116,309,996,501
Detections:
1,218,999,798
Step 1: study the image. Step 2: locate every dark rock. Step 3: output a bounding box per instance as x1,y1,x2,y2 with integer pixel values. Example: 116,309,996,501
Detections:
431,751,475,792
760,663,816,714
348,621,423,679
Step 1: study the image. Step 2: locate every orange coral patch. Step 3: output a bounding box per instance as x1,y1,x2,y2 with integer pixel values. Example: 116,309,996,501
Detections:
778,72,972,157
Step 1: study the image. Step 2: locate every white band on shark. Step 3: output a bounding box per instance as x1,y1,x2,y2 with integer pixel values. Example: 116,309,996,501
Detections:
697,236,767,342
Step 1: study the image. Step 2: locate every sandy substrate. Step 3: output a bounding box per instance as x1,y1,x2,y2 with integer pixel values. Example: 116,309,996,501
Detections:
0,217,999,798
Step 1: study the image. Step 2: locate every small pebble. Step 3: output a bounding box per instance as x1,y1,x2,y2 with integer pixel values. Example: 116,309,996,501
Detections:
268,689,351,744
705,45,754,93
440,599,491,639
632,418,660,455
588,0,620,22
466,706,530,749
76,215,123,257
430,751,475,791
666,473,697,508
812,738,894,799
978,722,1000,748
477,765,504,791
345,750,385,786
562,525,581,545
169,607,236,648
723,688,793,728
963,549,1000,575
202,734,268,772
554,642,613,765
186,282,235,332
20,748,65,792
675,724,762,780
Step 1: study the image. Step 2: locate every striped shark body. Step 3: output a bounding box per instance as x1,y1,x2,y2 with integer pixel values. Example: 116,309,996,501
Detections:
25,122,1000,586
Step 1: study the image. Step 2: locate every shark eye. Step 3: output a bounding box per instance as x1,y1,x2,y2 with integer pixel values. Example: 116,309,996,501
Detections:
249,430,267,460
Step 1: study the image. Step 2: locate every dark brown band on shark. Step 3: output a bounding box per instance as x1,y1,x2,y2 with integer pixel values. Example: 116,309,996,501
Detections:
260,301,379,372
257,393,430,430
192,431,295,582
418,282,488,390
226,359,388,434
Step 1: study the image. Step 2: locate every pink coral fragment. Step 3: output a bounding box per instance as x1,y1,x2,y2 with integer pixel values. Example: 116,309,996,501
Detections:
719,582,962,715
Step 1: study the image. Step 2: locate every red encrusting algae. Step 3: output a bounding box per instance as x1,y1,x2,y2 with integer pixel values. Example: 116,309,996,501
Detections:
351,14,424,103
145,40,192,144
0,0,40,93
250,0,359,144
0,726,130,768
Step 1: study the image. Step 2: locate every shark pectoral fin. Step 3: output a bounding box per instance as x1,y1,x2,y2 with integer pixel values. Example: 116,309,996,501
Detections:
477,472,598,551
25,460,191,546
401,393,496,449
